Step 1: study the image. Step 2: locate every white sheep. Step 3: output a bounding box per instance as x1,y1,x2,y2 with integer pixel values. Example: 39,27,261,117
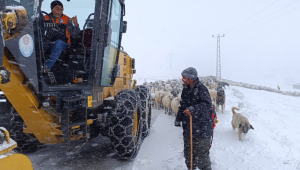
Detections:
177,91,182,101
170,81,178,88
155,90,167,109
164,84,172,92
208,82,218,90
171,97,180,117
162,92,173,114
158,85,164,91
150,86,155,93
150,92,155,107
154,91,163,109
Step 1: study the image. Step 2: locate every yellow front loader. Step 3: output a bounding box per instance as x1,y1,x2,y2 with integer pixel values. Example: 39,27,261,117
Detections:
0,127,33,170
0,0,151,160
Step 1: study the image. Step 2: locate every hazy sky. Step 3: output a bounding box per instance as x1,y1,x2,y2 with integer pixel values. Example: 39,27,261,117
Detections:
121,0,300,80
41,0,300,83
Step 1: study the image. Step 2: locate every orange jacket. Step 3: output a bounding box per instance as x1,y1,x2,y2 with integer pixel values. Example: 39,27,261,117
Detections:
44,14,71,43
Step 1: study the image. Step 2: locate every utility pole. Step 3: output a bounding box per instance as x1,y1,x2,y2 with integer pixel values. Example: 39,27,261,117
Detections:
212,34,225,80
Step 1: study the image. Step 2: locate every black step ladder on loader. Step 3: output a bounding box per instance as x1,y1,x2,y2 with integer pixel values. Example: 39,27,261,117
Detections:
61,96,88,152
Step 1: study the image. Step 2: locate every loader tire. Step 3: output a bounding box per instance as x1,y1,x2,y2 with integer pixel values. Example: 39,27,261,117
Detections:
134,85,151,138
109,89,143,159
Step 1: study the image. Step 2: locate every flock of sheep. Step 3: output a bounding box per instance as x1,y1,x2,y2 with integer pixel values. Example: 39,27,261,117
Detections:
143,75,299,120
144,79,182,117
143,76,225,117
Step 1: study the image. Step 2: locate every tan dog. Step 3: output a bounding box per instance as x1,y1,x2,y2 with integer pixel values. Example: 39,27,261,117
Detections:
231,107,254,141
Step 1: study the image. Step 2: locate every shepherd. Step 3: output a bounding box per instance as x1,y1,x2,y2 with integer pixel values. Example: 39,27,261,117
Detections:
175,67,213,170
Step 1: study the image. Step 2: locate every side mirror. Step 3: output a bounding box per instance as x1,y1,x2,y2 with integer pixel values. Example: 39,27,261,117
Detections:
121,21,127,33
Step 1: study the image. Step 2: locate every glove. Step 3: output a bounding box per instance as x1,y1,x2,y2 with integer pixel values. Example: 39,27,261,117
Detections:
174,121,181,127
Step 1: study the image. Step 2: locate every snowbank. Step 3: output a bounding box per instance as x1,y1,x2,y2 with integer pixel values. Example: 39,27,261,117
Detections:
221,78,300,97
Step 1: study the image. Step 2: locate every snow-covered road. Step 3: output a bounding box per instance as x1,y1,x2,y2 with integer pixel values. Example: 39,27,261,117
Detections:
27,105,161,170
27,86,300,170
27,135,134,170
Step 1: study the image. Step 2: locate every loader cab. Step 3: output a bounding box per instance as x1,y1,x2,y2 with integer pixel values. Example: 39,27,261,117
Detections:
37,0,126,90
1,0,127,113
1,0,125,93
0,0,125,92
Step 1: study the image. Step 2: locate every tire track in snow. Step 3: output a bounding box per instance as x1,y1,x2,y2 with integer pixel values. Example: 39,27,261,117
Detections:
133,109,186,170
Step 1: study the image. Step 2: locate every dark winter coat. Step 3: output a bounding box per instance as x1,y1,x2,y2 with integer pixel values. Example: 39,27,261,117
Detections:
175,78,213,139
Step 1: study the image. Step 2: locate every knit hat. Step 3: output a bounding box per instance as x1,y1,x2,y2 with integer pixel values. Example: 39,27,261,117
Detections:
181,67,198,80
51,1,63,10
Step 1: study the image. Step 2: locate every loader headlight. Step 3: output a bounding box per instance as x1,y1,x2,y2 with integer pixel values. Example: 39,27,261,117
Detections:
42,102,50,108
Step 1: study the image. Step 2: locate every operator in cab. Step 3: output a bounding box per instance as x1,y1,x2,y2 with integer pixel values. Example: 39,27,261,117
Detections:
43,0,80,73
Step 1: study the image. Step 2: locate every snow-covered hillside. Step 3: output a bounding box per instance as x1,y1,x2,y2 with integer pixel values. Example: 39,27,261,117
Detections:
133,86,300,170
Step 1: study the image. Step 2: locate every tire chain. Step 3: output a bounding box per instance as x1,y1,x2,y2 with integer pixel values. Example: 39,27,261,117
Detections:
109,89,142,159
134,85,151,138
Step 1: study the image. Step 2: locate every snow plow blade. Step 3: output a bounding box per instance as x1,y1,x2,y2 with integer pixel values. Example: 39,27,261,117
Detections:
0,154,33,170
0,127,33,170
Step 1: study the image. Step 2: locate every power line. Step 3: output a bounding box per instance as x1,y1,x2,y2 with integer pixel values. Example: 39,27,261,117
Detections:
224,0,279,34
230,5,300,35
226,0,299,34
